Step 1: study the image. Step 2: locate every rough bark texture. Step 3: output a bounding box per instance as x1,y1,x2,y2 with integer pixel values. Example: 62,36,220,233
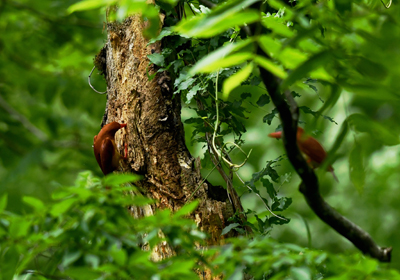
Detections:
95,14,242,265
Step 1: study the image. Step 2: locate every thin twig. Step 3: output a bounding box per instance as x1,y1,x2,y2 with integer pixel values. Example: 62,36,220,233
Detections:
89,66,107,94
235,172,287,221
211,72,252,170
380,0,392,8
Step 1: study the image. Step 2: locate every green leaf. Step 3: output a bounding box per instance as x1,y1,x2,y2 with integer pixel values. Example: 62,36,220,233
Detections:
103,173,142,187
110,244,127,266
263,108,279,125
339,82,400,101
256,94,270,107
253,55,287,79
175,200,199,218
1,246,19,280
261,178,276,199
62,251,82,268
353,57,388,81
282,51,331,88
175,77,196,94
22,196,45,212
147,53,165,67
262,16,295,37
148,27,173,44
67,0,115,14
272,197,292,211
175,8,260,38
278,47,308,69
189,39,254,74
195,53,253,74
349,143,365,194
258,35,282,57
186,84,202,103
290,266,312,280
85,254,100,269
0,193,7,213
221,223,240,236
9,216,31,238
347,114,400,146
50,198,78,217
222,63,254,100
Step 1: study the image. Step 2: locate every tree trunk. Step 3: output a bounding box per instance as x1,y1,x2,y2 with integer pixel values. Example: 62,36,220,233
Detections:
95,13,245,264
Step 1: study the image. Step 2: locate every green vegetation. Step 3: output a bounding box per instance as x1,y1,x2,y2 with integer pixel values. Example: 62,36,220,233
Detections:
1,0,400,278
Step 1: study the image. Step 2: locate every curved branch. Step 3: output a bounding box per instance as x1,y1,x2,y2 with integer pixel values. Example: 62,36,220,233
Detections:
299,182,391,262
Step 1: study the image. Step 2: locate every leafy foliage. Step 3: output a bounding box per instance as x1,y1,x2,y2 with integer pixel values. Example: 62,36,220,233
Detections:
2,0,400,278
1,172,399,279
0,172,203,279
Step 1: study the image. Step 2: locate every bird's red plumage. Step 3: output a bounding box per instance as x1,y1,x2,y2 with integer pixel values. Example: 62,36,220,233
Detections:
268,127,338,181
93,122,127,175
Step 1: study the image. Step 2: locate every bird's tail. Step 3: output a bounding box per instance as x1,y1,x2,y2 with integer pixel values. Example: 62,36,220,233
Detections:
329,168,339,182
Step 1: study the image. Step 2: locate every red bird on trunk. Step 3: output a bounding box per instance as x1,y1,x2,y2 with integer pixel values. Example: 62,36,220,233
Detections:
93,122,127,175
268,127,338,182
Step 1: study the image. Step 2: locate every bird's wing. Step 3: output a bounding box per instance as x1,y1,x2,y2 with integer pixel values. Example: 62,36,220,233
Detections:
100,137,115,175
298,137,327,164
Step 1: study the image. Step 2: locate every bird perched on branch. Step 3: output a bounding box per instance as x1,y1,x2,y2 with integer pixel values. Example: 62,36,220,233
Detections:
93,122,128,175
268,127,338,182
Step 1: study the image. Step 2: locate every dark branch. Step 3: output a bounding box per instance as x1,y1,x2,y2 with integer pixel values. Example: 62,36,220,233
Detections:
299,182,392,262
254,25,391,262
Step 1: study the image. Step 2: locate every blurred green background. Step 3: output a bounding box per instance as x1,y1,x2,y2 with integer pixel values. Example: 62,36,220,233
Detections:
1,0,400,270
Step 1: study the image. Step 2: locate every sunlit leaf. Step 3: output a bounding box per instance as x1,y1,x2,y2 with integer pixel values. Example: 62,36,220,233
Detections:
0,194,7,213
190,39,254,74
103,173,142,187
175,0,260,38
67,0,115,13
175,200,199,218
50,198,78,217
258,35,282,58
282,51,332,88
222,63,254,100
9,216,31,238
290,266,311,280
262,16,295,37
23,196,46,212
254,55,287,79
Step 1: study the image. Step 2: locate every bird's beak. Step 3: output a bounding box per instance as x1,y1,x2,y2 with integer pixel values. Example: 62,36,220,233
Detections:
268,131,282,139
120,123,127,128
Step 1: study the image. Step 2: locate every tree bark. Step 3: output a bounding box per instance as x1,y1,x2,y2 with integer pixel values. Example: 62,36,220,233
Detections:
95,13,244,265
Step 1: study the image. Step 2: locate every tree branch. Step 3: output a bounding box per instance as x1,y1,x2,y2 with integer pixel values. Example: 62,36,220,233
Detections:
299,182,392,262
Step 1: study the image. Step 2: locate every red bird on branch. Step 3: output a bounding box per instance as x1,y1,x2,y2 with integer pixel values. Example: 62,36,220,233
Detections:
93,122,128,175
268,127,338,182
